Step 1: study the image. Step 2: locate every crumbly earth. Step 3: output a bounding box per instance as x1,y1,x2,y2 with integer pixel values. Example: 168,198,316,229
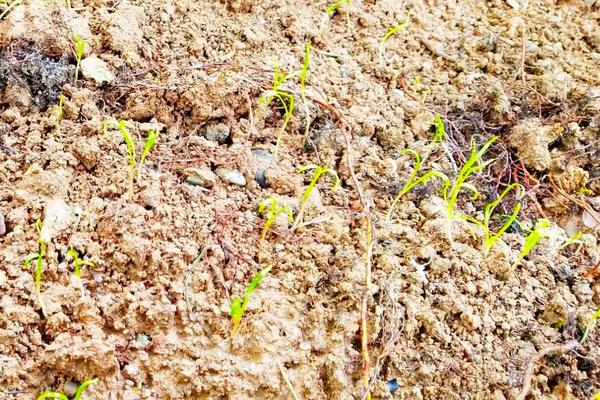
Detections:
1,0,599,399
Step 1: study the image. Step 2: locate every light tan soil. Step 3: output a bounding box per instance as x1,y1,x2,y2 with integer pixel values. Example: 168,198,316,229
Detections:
1,0,599,399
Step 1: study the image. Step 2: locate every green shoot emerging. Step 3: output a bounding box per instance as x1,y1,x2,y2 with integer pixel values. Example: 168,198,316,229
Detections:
581,307,600,344
37,378,98,400
51,94,66,134
73,34,87,84
259,61,297,161
138,129,159,182
292,164,340,230
386,149,449,221
519,219,551,260
116,120,160,198
460,183,523,252
321,0,350,28
0,0,21,20
258,198,293,242
67,249,94,279
118,120,137,198
23,219,46,296
412,76,430,102
379,12,411,65
431,113,445,143
300,41,311,143
230,264,272,336
443,136,498,220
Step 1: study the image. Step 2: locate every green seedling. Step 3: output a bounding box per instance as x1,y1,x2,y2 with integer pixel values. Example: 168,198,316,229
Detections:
67,249,94,279
116,120,159,198
0,0,21,20
460,183,523,252
37,378,98,400
292,164,340,230
24,219,46,296
581,307,600,344
73,34,87,83
443,136,498,220
300,41,311,143
386,149,449,221
258,198,293,242
321,0,350,29
431,113,445,143
53,94,66,133
138,129,159,182
379,12,411,65
259,60,297,161
560,232,583,250
519,219,551,260
412,76,430,102
230,264,272,336
118,120,137,198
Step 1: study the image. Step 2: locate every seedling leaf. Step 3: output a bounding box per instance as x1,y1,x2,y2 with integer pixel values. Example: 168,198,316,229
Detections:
431,113,445,143
73,34,87,84
138,129,159,181
230,264,272,336
258,198,294,241
293,164,340,229
37,378,97,400
520,219,551,259
117,120,136,198
386,149,450,221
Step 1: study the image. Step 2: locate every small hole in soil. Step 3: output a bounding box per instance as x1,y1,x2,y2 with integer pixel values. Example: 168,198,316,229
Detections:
576,356,594,372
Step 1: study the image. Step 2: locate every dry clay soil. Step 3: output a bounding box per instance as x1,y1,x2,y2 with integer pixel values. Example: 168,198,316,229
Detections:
1,0,600,399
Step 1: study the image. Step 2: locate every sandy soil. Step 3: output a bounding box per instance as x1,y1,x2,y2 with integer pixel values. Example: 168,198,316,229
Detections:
1,0,599,399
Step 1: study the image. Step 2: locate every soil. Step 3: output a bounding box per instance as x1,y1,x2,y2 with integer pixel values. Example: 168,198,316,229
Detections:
1,0,600,399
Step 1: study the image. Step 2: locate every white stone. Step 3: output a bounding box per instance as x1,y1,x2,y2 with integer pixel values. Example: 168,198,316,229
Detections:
81,55,115,84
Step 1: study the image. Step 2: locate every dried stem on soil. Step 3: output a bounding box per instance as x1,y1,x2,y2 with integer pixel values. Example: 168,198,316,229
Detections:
516,340,580,400
276,360,302,400
312,96,374,399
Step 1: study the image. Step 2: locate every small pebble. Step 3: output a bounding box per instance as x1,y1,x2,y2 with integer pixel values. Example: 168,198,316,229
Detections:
216,168,246,186
251,149,273,188
184,167,217,188
0,211,5,236
202,123,230,143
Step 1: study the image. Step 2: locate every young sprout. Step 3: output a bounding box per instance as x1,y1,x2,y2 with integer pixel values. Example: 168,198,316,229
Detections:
230,264,272,336
67,249,94,279
138,129,159,182
378,12,411,65
0,0,21,20
519,219,551,260
443,136,498,220
431,113,445,144
258,198,293,242
37,378,98,400
412,76,430,102
52,94,66,133
117,120,137,199
292,164,340,230
386,149,449,221
23,219,46,297
321,0,350,29
300,41,312,144
460,183,523,252
73,34,87,84
259,60,297,161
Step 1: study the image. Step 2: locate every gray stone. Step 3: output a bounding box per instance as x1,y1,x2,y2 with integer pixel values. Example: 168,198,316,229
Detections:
202,123,230,143
216,167,246,186
251,149,273,188
184,167,217,188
